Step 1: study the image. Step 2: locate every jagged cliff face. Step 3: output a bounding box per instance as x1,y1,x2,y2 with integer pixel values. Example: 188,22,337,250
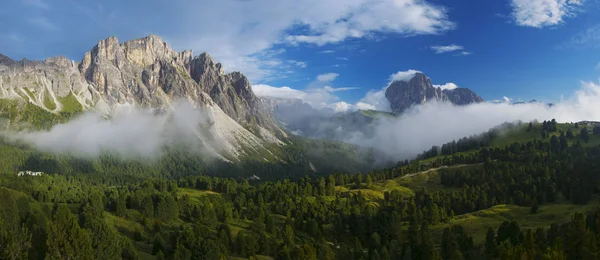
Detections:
0,35,285,161
443,88,484,105
385,72,483,114
189,54,281,136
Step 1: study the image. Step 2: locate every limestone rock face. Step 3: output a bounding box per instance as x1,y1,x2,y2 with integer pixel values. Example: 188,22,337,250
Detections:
443,88,484,105
0,35,285,159
385,72,483,114
188,53,283,136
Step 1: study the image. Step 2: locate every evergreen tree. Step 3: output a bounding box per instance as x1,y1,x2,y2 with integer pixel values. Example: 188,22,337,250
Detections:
580,128,590,143
567,129,574,139
45,204,93,260
485,227,497,257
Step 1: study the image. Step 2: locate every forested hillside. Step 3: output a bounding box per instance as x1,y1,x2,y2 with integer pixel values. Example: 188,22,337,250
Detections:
2,119,600,259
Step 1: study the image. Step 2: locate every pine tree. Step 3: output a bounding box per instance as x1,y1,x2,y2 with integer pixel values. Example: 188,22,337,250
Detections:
152,235,166,255
531,199,539,214
116,194,127,217
45,204,93,260
0,192,31,260
567,129,574,139
580,128,590,143
485,227,497,257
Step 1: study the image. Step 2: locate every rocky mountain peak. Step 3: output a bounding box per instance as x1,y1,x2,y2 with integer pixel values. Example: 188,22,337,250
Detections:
0,34,286,160
385,72,483,114
385,72,445,114
0,54,15,66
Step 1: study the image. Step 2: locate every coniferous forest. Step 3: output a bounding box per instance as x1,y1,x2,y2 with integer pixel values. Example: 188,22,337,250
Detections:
3,120,600,260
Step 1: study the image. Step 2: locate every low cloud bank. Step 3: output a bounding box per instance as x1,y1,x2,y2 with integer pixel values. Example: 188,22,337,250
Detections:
345,81,600,159
5,102,217,159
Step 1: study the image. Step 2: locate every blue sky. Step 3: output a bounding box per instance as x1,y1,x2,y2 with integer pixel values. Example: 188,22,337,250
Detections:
1,0,600,111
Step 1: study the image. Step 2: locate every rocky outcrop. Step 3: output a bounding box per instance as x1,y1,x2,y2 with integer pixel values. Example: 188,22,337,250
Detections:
443,88,484,105
0,35,285,160
385,72,483,114
189,53,282,136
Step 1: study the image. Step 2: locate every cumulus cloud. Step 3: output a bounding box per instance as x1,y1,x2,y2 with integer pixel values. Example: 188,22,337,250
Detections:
389,69,421,82
356,89,392,112
331,101,353,112
317,73,340,82
252,83,357,110
434,83,458,90
285,0,454,45
355,102,378,111
430,44,464,54
152,0,453,82
253,84,307,100
510,0,583,28
4,0,457,82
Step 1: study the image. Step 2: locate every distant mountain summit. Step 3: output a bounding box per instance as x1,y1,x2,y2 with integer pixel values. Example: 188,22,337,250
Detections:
385,72,483,114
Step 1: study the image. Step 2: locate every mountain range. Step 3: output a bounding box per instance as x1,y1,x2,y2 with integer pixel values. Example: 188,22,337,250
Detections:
0,35,289,162
0,34,487,172
264,71,484,141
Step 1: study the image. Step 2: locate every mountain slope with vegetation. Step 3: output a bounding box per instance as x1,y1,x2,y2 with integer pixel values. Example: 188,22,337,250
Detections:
3,119,600,259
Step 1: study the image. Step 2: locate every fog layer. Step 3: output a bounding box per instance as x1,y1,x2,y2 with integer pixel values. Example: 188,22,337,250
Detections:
6,102,216,158
345,81,600,159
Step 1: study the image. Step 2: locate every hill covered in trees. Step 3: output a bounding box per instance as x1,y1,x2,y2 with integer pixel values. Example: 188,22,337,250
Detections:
2,119,600,259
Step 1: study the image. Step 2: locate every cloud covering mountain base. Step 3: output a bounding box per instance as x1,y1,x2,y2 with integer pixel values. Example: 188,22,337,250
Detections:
3,102,222,159
344,80,600,159
2,81,600,164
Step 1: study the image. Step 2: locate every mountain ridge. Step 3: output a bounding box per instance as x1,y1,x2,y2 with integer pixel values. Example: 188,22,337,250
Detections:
0,35,286,161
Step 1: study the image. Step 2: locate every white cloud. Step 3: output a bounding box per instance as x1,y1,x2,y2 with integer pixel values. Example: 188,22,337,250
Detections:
7,0,457,82
252,83,356,110
355,102,378,111
356,89,392,112
430,44,463,54
321,50,335,54
457,51,472,56
290,60,307,68
434,83,458,90
337,57,349,61
317,73,339,82
286,0,454,45
503,96,512,103
389,69,421,82
253,84,307,100
323,86,359,92
510,0,582,28
160,0,453,81
331,101,353,112
342,79,600,160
